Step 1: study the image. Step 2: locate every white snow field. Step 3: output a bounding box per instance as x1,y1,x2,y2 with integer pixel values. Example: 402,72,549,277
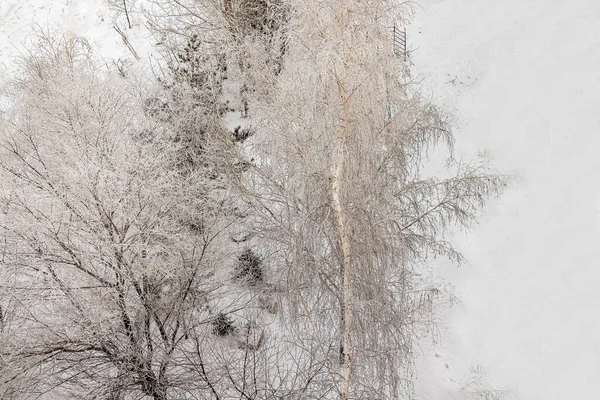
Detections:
0,0,153,84
2,0,600,399
410,0,600,399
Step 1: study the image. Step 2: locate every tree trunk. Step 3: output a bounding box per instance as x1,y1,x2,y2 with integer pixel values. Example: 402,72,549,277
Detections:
331,101,352,400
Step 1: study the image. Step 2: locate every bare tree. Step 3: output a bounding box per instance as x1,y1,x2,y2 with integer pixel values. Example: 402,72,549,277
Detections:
0,29,331,400
230,1,508,399
0,33,245,399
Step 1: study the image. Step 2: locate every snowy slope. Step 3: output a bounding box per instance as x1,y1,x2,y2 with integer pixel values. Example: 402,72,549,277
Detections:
410,1,600,399
0,0,152,84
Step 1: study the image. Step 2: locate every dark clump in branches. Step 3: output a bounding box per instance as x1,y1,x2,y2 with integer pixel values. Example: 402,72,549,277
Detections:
234,249,264,285
212,313,236,337
223,0,287,39
232,126,254,142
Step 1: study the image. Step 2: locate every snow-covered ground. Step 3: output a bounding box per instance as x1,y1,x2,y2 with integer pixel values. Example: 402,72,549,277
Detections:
410,1,600,399
2,0,600,399
0,0,153,83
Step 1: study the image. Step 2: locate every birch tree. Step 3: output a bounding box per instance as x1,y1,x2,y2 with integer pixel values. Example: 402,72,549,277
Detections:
233,1,508,398
141,0,507,398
